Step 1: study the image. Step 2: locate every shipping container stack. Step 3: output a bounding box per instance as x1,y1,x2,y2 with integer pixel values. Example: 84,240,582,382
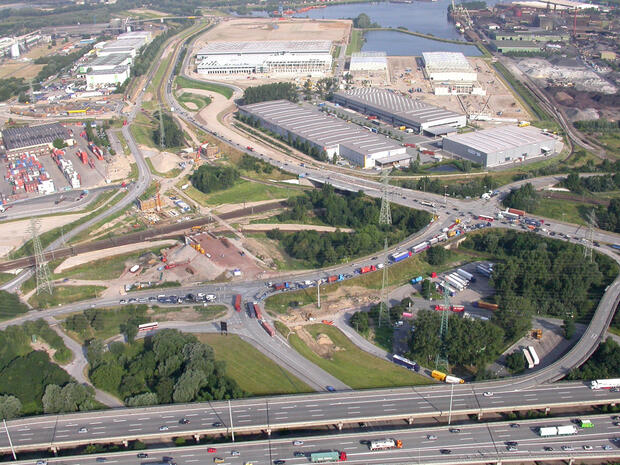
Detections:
4,153,54,195
51,148,81,189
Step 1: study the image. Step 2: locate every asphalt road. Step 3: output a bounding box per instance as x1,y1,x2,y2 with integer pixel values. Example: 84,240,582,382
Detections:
6,413,620,464
1,382,618,453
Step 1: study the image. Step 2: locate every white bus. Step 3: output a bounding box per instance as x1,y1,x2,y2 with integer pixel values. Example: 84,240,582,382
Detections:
138,322,158,332
523,348,534,369
528,346,540,366
591,379,620,390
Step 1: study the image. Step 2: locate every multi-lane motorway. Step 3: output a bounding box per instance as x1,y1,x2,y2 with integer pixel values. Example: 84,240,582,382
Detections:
5,414,620,464
1,382,619,453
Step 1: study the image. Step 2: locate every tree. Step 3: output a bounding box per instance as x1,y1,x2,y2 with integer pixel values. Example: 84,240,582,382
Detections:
502,183,539,212
90,363,124,394
0,395,21,419
505,351,526,374
563,319,576,339
426,246,449,266
353,13,379,28
18,92,28,103
243,82,298,105
52,138,66,149
172,369,205,403
126,393,158,407
420,279,433,299
350,311,369,333
190,165,239,194
152,111,184,148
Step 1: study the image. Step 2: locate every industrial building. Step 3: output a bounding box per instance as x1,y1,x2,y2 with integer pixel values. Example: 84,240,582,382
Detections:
333,88,466,134
96,37,147,58
491,30,570,42
1,123,74,160
442,125,559,167
79,53,132,73
422,52,485,96
491,40,542,53
86,66,131,90
423,52,477,82
350,52,388,71
196,40,333,77
238,100,407,168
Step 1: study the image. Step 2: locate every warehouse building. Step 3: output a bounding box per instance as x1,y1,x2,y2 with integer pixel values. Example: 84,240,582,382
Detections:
491,40,542,53
423,52,477,82
333,88,466,134
79,53,132,74
1,123,74,160
97,37,146,58
196,40,333,77
350,52,388,71
442,125,559,167
86,65,130,90
422,51,485,95
238,100,406,168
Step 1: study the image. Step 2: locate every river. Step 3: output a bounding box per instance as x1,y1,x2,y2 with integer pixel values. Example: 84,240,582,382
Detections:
287,1,502,56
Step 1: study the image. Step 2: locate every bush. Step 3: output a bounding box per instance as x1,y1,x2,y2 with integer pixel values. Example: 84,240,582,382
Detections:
563,318,576,339
190,165,239,194
505,351,526,374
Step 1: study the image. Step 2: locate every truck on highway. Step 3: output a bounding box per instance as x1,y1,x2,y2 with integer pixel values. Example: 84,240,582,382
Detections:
390,251,412,263
538,425,577,437
309,451,347,462
591,378,620,390
369,439,402,451
431,370,464,384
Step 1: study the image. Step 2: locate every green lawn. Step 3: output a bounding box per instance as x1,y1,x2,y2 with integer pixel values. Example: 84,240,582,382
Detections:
175,76,233,99
179,178,300,207
29,285,106,309
177,92,211,111
265,251,470,314
290,325,433,389
346,29,363,55
145,158,182,178
532,197,589,226
197,334,313,395
148,55,171,96
130,120,156,148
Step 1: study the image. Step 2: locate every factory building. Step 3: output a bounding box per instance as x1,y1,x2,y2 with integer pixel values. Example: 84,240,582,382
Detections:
333,88,466,134
491,40,542,53
196,40,333,77
442,125,559,167
423,52,477,82
97,37,147,58
1,123,74,160
350,52,388,71
422,52,485,96
86,65,131,90
238,100,407,169
79,53,132,73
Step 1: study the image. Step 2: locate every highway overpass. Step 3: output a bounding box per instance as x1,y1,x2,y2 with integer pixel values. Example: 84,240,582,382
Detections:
5,414,620,464
1,382,618,453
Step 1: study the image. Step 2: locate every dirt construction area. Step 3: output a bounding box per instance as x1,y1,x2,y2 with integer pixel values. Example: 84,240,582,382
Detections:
388,56,530,123
197,18,350,45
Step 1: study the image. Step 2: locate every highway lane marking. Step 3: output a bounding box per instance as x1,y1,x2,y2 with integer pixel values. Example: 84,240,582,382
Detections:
55,435,69,438
308,409,322,413
236,415,251,418
186,414,198,417
129,424,142,427
237,420,251,423
92,427,106,430
113,420,126,423
89,422,103,425
92,432,107,435
162,415,175,419
311,414,324,417
128,429,143,432
180,454,195,457
185,460,200,463
138,418,150,420
384,409,398,412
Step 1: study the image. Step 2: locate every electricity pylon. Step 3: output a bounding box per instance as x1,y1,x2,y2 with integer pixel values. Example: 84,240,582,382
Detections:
435,285,451,372
29,219,53,295
378,170,391,328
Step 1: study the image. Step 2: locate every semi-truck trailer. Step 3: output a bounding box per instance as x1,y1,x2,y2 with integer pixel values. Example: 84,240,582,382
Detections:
538,425,577,437
528,346,540,365
369,439,402,451
456,268,475,282
431,370,464,383
310,451,347,463
474,301,499,311
507,208,526,217
234,294,242,312
390,251,412,263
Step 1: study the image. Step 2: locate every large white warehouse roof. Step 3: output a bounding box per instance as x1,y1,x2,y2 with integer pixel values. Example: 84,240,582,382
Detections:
422,52,473,73
443,125,555,154
197,40,332,56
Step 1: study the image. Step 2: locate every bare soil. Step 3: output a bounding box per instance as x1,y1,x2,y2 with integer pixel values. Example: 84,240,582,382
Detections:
294,326,342,359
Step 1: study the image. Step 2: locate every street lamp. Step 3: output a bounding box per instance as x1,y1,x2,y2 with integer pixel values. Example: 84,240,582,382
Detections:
448,383,454,425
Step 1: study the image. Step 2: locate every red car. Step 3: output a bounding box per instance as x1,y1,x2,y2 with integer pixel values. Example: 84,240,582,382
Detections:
207,448,217,453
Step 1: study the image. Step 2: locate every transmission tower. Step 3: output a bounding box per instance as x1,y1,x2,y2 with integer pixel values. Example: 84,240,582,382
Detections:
378,170,392,328
584,209,597,262
29,219,53,295
379,169,392,226
158,105,165,149
435,285,451,371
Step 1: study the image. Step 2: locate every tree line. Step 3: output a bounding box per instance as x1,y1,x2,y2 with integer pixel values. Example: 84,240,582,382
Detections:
574,118,619,133
267,185,431,267
243,82,298,105
87,329,244,405
501,182,539,212
190,164,239,194
35,45,93,82
400,175,498,199
561,173,620,194
0,77,29,102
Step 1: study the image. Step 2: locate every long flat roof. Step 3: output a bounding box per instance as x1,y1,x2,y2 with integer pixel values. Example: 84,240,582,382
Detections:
197,40,332,56
239,100,403,156
335,88,464,125
87,53,129,67
2,123,70,150
422,52,473,72
444,125,554,154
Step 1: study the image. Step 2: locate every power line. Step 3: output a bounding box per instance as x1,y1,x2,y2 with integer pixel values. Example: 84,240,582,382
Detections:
379,169,391,226
378,169,391,328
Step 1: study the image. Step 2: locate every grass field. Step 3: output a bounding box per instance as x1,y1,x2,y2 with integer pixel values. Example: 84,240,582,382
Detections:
130,116,156,148
175,76,233,99
265,250,470,314
196,334,313,395
29,285,106,309
532,197,589,226
346,29,364,55
290,325,433,389
0,290,30,321
177,92,211,112
148,55,171,96
145,158,182,178
178,178,300,207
